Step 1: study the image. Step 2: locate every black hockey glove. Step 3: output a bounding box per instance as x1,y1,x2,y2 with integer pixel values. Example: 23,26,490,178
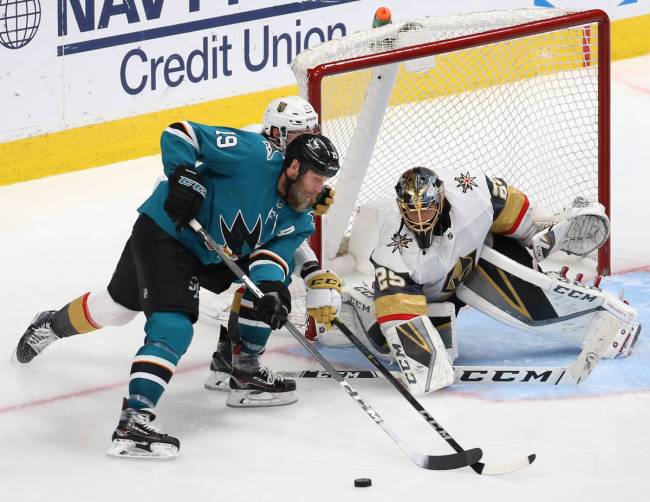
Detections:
164,166,207,231
253,281,291,330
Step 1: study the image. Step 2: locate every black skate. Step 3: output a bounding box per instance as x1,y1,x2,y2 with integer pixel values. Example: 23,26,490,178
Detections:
204,347,232,391
107,399,180,459
13,311,59,364
204,325,233,391
227,366,297,408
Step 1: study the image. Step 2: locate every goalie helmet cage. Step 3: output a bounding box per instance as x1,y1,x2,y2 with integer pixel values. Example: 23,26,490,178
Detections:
291,8,611,282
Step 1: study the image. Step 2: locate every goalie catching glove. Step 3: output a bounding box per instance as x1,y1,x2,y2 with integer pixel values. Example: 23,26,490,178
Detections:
528,196,610,263
304,269,342,328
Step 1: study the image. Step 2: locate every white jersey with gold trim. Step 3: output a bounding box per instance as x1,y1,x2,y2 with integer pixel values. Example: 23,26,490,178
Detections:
370,167,497,302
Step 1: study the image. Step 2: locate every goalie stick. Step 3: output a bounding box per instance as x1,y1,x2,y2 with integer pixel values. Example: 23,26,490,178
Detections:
331,318,537,476
280,362,591,385
189,219,482,472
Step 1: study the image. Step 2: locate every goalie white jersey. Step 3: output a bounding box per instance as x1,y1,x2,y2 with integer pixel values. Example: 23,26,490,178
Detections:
371,167,533,307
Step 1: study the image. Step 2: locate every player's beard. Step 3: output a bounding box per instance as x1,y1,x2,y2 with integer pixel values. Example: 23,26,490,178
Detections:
286,182,317,212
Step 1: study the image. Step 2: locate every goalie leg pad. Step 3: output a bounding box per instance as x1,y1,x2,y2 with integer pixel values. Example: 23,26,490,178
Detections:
324,285,459,367
384,315,455,394
456,246,639,354
427,302,458,361
602,321,641,359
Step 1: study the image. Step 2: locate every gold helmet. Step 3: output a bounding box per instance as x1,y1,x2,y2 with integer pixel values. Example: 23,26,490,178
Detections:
395,167,445,249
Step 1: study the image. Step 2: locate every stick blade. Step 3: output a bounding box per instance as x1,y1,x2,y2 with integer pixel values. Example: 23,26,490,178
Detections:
422,447,483,470
471,453,536,475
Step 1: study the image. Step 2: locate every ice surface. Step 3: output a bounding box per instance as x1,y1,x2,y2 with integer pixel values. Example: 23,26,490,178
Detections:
2,56,650,501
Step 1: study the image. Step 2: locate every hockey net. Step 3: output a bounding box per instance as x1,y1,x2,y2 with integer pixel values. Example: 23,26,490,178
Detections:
291,8,610,280
199,8,610,331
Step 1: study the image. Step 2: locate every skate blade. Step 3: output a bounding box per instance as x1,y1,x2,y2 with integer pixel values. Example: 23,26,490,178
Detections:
204,371,231,392
106,439,179,460
226,389,298,408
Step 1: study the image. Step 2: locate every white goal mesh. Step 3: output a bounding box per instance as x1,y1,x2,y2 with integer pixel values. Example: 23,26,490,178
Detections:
291,8,609,275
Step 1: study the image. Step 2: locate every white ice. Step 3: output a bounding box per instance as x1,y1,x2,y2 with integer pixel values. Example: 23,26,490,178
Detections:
1,55,650,502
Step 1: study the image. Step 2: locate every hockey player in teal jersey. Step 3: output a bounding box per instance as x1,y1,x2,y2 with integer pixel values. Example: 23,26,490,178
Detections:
203,96,341,398
140,122,319,265
14,121,340,459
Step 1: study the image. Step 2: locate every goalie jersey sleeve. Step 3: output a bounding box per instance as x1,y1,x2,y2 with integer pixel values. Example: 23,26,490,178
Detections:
486,176,539,241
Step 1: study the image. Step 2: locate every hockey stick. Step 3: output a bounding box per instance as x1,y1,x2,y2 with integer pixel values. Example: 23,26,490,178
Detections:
280,363,586,385
331,318,536,476
189,219,482,471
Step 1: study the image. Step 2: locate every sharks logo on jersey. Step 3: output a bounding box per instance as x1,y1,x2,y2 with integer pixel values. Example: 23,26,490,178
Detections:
220,210,263,258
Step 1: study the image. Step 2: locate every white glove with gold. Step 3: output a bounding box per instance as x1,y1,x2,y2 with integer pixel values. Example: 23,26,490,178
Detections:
312,186,336,216
304,269,342,329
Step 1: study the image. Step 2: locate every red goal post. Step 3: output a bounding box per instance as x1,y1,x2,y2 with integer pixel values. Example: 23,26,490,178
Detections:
291,8,611,279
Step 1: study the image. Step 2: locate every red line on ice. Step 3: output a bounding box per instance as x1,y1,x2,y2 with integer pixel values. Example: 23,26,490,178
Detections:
0,344,308,415
0,362,206,415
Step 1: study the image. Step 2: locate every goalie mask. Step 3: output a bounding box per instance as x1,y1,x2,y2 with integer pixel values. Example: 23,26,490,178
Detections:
263,96,320,151
395,167,445,249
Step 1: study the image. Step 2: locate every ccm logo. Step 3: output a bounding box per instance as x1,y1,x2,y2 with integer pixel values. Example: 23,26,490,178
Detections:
350,297,371,313
459,370,553,382
353,286,374,299
311,277,339,287
392,344,417,384
178,175,207,197
553,285,597,302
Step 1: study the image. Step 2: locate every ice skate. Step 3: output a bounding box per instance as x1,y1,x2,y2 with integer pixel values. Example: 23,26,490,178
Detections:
204,325,233,391
107,400,180,459
13,311,59,364
227,366,297,408
204,347,232,391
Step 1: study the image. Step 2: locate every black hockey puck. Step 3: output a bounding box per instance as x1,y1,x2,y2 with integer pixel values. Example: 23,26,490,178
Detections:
354,478,372,488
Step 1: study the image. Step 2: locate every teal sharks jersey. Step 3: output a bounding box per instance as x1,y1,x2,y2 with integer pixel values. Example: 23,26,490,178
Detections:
138,121,315,284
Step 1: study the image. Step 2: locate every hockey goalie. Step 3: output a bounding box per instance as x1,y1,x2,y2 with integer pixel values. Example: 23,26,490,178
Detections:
317,166,640,395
